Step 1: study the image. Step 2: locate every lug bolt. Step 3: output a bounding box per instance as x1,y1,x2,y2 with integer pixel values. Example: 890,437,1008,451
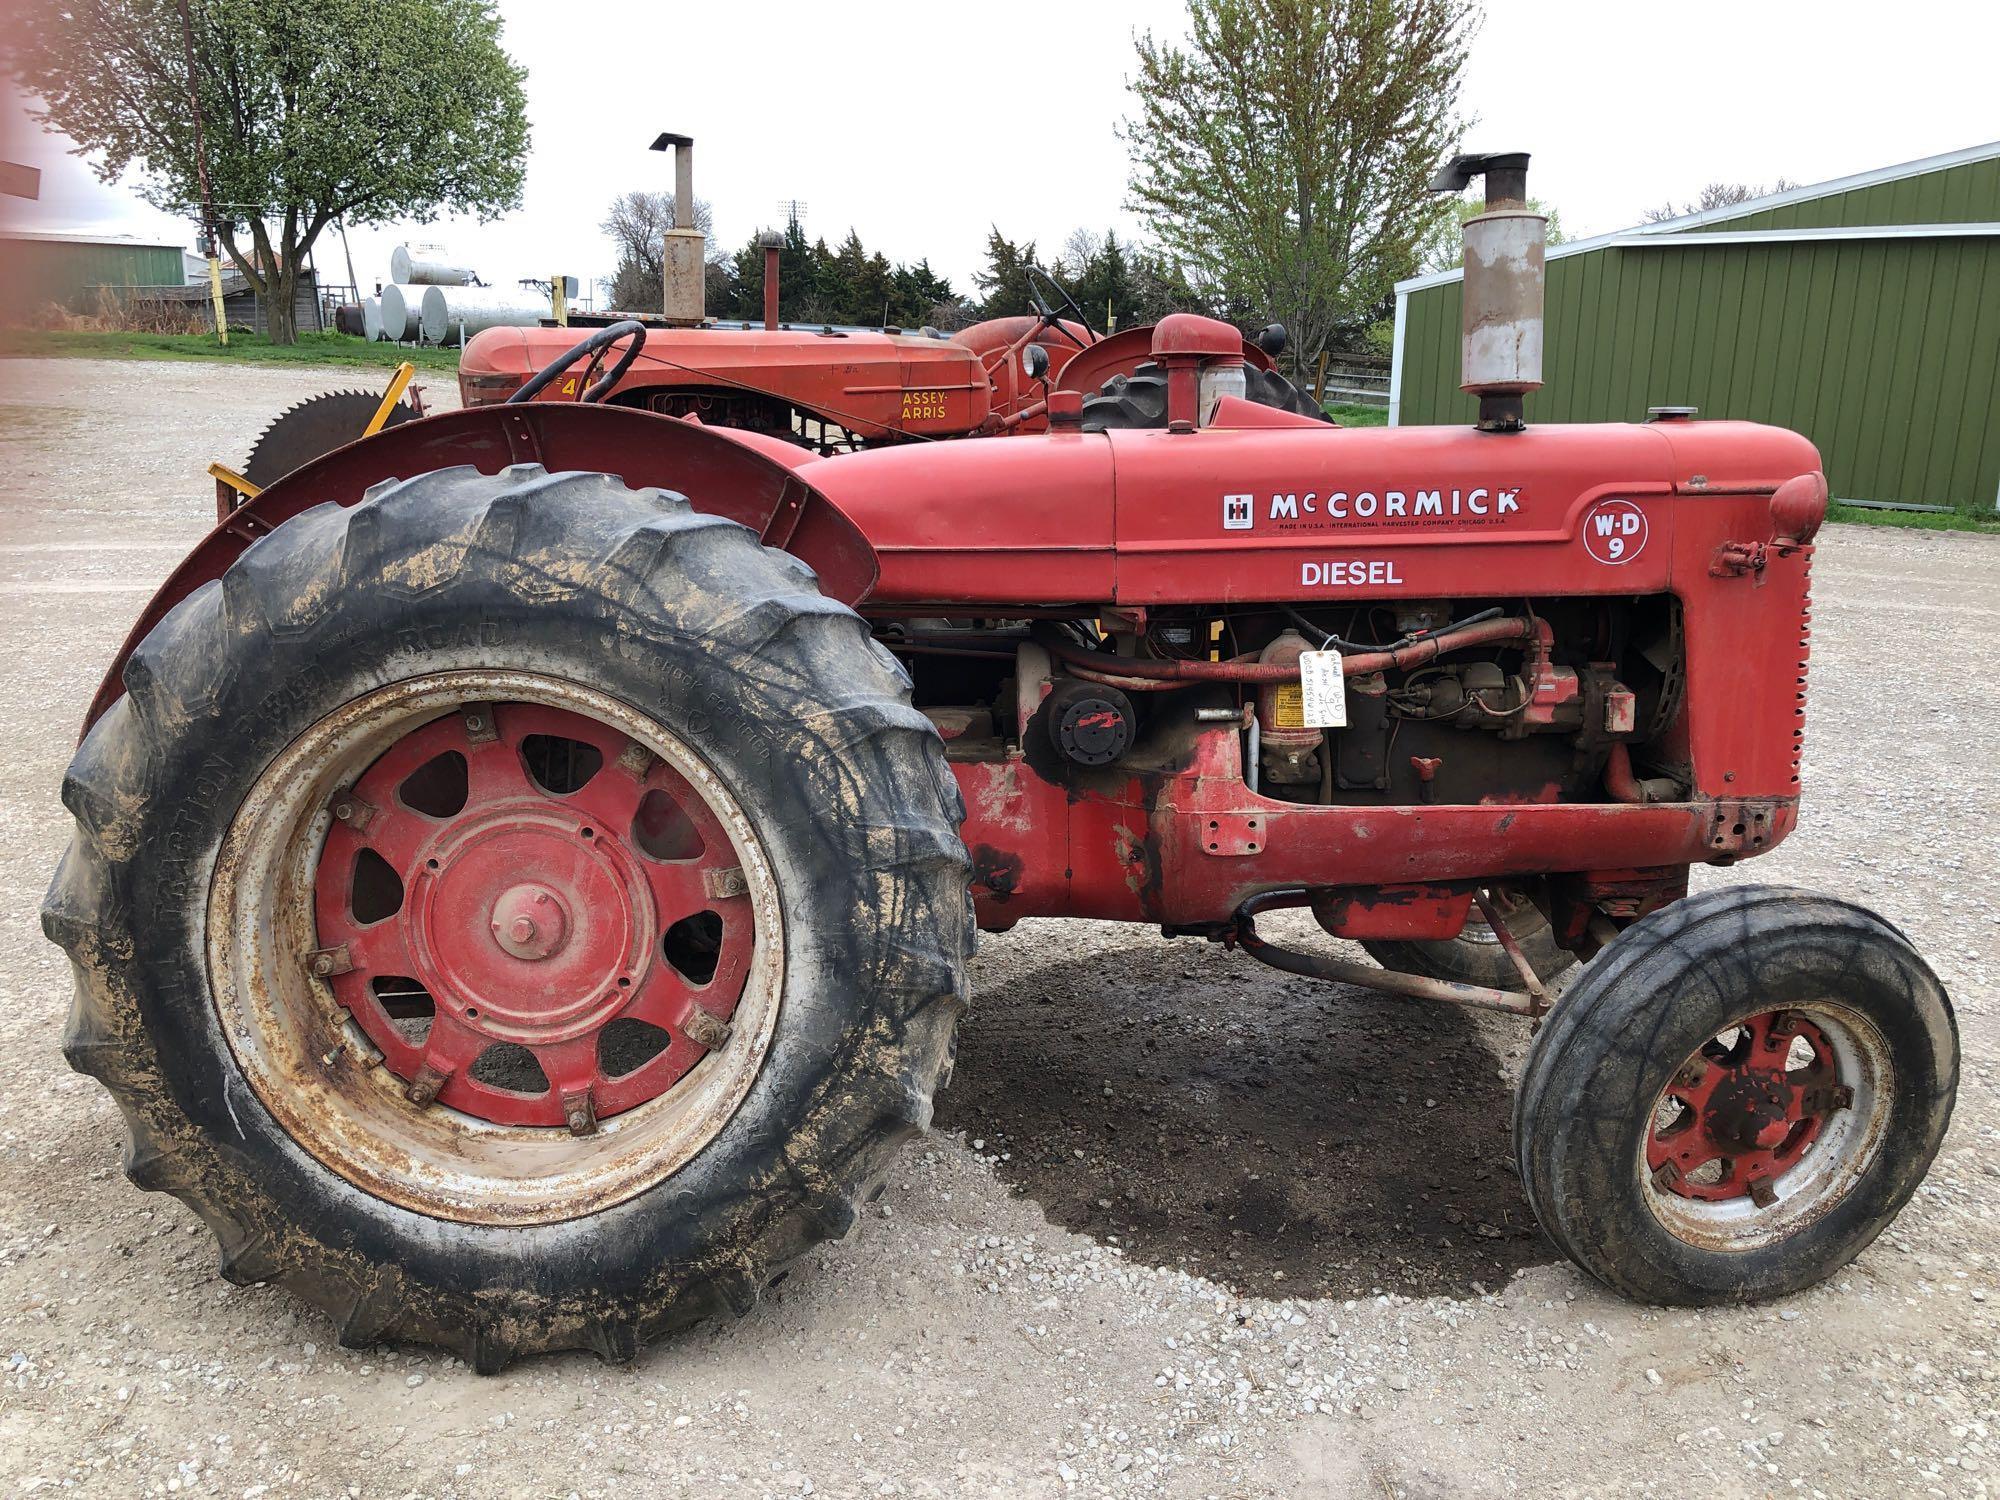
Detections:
681,1007,733,1051
405,1064,447,1108
310,953,335,977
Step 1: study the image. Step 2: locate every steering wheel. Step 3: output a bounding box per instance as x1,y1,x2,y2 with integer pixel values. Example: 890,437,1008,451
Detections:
507,319,649,405
1023,266,1097,347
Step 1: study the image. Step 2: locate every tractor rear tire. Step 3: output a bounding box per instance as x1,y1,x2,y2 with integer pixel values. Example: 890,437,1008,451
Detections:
1513,885,1956,1305
44,464,973,1371
1078,359,1328,430
1360,889,1574,992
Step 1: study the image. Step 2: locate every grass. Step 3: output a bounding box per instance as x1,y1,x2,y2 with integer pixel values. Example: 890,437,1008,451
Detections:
0,327,462,371
1826,502,2000,536
1324,401,1389,426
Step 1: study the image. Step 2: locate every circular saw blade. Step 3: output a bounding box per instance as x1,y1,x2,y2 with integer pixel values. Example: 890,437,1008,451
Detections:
242,390,420,490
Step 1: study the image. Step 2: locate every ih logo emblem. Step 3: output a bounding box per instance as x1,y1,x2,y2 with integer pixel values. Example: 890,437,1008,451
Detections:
1222,494,1254,530
1582,498,1648,564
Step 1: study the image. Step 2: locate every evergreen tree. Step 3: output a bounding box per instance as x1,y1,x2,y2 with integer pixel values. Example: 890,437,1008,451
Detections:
973,228,1043,318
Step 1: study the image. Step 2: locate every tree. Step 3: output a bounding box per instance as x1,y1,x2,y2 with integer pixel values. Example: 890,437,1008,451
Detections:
1642,179,1800,224
1418,191,1566,274
1123,0,1477,362
11,0,529,343
1127,244,1211,324
972,227,1043,318
725,210,812,323
716,213,956,328
600,191,719,311
1057,229,1126,331
887,259,954,327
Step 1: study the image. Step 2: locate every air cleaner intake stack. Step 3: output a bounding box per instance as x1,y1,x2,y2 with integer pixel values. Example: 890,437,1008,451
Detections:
650,131,705,325
1430,151,1544,432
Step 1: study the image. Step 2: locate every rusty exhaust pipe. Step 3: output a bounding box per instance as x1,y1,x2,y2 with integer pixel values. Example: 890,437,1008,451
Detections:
1430,151,1545,432
1226,891,1538,1016
758,230,784,331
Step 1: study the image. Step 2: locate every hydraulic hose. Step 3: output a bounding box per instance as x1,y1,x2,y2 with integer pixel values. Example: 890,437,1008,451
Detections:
1281,603,1506,655
1042,616,1535,686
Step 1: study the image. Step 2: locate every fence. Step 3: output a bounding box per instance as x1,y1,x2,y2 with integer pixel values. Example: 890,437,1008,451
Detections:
88,274,324,338
1312,354,1390,408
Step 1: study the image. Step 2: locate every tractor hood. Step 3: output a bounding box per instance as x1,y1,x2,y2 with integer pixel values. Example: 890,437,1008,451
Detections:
460,323,994,438
801,418,1822,608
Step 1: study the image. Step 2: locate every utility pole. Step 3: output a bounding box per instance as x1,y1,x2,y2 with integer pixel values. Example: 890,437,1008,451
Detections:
176,0,227,346
336,219,359,308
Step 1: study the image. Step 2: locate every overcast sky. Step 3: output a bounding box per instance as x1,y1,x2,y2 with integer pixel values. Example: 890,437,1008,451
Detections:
10,0,1998,303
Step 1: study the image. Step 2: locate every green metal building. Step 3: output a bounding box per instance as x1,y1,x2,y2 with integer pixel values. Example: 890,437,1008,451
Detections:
1390,142,2000,512
0,230,187,322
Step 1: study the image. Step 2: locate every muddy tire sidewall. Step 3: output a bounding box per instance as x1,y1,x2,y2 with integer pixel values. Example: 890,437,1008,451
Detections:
51,470,970,1360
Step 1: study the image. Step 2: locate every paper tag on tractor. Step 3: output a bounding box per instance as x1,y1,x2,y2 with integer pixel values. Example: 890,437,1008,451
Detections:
1297,650,1347,728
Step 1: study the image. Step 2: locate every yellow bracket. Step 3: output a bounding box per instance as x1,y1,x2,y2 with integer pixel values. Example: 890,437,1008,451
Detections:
366,362,417,436
210,365,408,521
208,461,262,501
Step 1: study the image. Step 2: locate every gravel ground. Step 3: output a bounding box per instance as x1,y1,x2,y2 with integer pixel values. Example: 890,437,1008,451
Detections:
1,357,1996,1499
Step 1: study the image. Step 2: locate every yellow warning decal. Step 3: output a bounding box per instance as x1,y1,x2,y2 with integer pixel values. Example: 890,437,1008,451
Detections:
1273,682,1306,729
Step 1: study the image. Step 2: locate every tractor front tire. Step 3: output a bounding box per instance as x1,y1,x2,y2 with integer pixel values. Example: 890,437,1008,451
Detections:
44,465,973,1370
1514,885,1956,1305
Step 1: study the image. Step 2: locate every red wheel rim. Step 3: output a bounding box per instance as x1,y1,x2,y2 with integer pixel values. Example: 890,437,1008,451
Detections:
313,701,755,1130
1646,1009,1847,1205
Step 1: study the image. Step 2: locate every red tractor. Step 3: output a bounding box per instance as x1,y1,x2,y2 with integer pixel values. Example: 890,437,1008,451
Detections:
454,261,1323,447
235,267,1323,490
48,154,1955,1371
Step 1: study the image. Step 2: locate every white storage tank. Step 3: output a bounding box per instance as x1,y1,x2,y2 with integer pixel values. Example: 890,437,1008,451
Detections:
420,285,546,346
390,244,475,286
361,296,383,342
378,283,428,341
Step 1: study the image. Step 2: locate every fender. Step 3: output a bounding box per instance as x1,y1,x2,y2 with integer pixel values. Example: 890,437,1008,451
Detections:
1052,323,1276,398
83,401,878,734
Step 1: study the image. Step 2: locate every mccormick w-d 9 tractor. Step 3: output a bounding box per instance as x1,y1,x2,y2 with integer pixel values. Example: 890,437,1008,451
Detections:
47,154,1955,1371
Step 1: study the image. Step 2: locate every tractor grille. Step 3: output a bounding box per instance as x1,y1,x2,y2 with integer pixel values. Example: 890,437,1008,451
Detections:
1792,558,1813,787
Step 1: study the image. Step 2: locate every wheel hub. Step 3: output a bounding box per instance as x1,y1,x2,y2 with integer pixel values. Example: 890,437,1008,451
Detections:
309,700,760,1130
491,883,568,962
1647,1009,1840,1204
407,808,649,1046
1704,1065,1799,1152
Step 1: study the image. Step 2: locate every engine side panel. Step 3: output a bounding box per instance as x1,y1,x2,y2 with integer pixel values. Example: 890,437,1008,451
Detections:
954,729,1792,930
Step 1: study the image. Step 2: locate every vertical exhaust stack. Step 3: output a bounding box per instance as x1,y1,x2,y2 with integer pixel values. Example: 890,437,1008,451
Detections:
1430,152,1544,432
757,230,785,331
650,132,706,325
